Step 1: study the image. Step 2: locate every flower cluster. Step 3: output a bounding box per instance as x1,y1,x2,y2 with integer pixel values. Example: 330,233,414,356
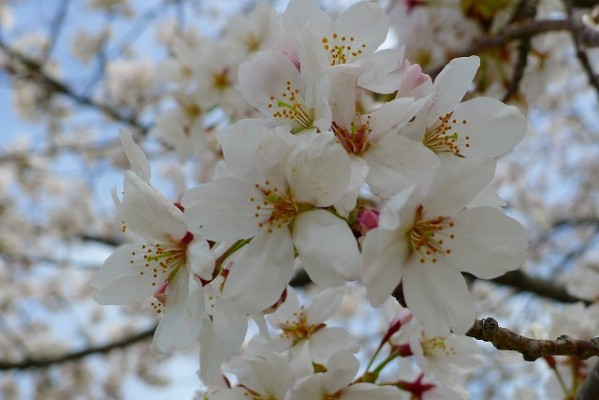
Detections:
92,0,529,396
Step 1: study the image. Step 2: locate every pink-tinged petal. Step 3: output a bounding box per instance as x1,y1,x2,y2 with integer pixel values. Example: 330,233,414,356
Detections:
294,210,360,287
333,1,389,61
449,97,527,158
362,228,407,307
365,134,440,199
446,207,527,279
422,157,495,218
323,350,359,393
119,130,150,182
222,229,295,313
121,172,187,243
212,300,248,360
186,238,215,281
309,327,359,365
342,383,403,400
152,272,205,353
430,56,480,123
182,178,265,241
92,244,166,304
402,262,475,336
287,132,351,207
305,287,345,324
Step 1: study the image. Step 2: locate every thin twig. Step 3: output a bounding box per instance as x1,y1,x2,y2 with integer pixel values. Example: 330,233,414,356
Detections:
0,39,149,132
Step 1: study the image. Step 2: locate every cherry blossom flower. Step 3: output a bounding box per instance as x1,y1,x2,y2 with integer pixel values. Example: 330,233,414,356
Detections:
400,56,527,162
406,319,482,387
238,50,332,133
362,157,528,335
92,134,214,353
327,71,439,202
223,1,282,56
289,350,402,399
149,90,209,162
248,286,359,378
182,127,360,294
283,0,389,77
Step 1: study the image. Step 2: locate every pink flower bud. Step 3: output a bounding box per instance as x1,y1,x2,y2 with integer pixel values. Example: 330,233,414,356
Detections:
356,208,379,234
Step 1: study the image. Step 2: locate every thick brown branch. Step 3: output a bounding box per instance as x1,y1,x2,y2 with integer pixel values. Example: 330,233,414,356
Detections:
467,317,599,361
0,325,156,370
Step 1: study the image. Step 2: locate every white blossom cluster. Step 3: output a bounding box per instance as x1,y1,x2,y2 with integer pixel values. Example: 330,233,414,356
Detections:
90,0,531,397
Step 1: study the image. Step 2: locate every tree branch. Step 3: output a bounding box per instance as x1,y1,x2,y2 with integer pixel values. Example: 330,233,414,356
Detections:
0,39,149,132
427,17,599,77
0,325,156,370
467,317,599,361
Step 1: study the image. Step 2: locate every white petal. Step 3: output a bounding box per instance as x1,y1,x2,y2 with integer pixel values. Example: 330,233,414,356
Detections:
365,134,440,199
323,350,359,393
187,238,215,281
430,56,480,123
223,229,295,312
182,178,265,241
212,300,248,361
342,383,403,400
119,130,150,182
152,272,205,353
216,120,292,184
334,1,389,61
287,132,351,207
447,207,527,279
449,97,527,158
305,287,345,324
368,97,428,138
378,185,421,231
283,0,331,43
293,210,360,287
334,156,369,217
199,321,223,382
362,228,407,307
422,157,495,217
267,285,300,327
309,327,359,365
403,262,475,336
238,51,309,127
467,184,506,209
122,171,187,243
92,244,165,304
328,71,357,128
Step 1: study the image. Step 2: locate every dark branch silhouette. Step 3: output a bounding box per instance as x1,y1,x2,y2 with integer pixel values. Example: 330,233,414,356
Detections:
0,325,156,370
